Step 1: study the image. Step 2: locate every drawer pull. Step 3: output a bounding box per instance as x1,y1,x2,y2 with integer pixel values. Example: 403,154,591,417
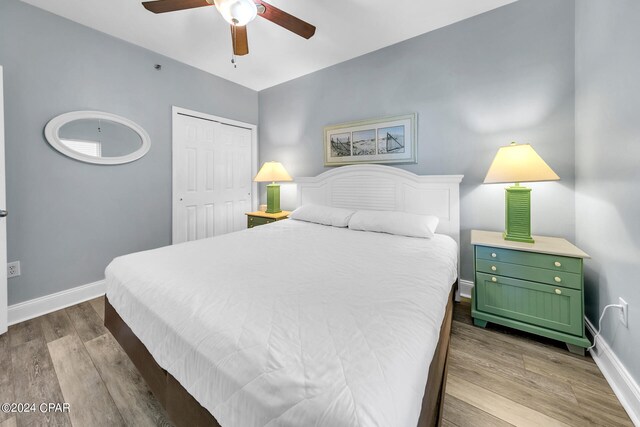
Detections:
491,253,497,258
554,261,562,267
555,288,562,295
491,266,497,271
491,277,497,283
554,276,562,283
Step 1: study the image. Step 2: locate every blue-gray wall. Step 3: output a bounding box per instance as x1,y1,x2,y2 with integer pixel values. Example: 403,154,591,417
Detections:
0,0,258,304
258,0,577,282
575,1,640,383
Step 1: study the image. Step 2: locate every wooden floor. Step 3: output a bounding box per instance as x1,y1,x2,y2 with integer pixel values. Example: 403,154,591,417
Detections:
0,298,632,427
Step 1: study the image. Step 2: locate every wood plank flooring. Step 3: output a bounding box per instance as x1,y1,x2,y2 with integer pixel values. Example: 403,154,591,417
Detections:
0,298,631,426
3,298,172,427
445,301,633,427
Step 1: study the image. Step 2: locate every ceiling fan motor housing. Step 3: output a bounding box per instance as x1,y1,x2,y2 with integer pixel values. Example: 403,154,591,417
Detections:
213,0,257,26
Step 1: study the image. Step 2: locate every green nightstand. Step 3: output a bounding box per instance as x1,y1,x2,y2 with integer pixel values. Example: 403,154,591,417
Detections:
471,230,591,355
245,211,290,229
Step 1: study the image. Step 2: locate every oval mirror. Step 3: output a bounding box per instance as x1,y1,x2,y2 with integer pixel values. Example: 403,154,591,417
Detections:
44,111,151,165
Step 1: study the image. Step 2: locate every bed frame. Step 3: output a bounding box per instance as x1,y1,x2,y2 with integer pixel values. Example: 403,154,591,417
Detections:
105,165,463,427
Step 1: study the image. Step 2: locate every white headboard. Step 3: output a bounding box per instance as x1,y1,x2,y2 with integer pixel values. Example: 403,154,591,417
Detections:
296,165,464,249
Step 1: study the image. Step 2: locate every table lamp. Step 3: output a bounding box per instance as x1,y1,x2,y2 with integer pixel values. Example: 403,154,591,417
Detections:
254,161,293,214
484,142,559,243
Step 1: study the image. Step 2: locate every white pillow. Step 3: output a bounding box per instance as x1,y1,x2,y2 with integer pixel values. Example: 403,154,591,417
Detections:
289,205,356,227
348,210,439,238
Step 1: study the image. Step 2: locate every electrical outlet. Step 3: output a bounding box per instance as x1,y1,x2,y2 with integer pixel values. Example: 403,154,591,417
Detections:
7,261,20,278
619,298,628,328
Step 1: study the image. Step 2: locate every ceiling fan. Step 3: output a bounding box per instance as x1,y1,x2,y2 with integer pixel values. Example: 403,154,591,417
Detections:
141,0,316,56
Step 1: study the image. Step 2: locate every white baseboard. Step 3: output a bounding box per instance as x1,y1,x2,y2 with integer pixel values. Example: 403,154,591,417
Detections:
459,279,473,299
586,318,640,426
8,279,106,326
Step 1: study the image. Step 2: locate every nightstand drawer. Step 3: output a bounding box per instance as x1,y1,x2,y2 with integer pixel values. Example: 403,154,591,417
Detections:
247,216,274,228
475,272,583,336
476,259,582,290
476,246,582,274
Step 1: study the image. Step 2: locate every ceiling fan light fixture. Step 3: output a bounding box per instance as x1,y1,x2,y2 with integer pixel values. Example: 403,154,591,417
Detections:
214,0,257,26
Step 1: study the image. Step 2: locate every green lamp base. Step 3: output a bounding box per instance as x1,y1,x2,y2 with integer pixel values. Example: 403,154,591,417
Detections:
265,183,282,214
504,184,535,243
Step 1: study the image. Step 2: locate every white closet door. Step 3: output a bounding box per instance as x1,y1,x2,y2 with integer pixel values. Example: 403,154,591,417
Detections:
173,113,253,244
0,66,7,334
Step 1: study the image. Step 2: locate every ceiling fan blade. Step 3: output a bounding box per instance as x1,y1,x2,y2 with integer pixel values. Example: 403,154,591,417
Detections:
255,0,316,39
142,0,213,14
231,25,249,56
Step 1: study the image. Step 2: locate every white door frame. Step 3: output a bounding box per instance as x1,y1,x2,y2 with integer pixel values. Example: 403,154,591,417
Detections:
0,66,7,334
171,106,258,244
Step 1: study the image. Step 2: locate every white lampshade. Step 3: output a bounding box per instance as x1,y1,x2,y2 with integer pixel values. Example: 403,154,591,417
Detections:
484,142,560,184
213,0,257,26
254,161,293,183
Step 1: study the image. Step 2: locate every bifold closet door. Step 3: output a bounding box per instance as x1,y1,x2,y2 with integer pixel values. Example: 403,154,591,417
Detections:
173,113,253,244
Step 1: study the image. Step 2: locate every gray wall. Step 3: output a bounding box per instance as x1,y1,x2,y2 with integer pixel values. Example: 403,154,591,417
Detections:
258,0,577,282
0,0,258,304
575,1,640,382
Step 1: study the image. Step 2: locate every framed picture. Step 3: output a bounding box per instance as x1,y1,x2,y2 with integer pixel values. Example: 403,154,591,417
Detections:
324,114,417,166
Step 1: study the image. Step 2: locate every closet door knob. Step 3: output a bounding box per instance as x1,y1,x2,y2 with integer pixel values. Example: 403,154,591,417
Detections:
0,210,6,218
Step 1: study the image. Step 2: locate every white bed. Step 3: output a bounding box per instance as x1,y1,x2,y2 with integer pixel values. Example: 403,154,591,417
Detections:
105,165,463,427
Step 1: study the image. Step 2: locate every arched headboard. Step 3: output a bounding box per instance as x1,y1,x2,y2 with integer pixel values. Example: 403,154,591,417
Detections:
296,165,464,274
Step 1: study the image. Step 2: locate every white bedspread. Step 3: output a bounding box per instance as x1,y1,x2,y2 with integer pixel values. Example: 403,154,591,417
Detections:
106,219,458,427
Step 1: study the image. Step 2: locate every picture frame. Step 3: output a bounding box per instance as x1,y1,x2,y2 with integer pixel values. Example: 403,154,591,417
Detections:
324,113,417,166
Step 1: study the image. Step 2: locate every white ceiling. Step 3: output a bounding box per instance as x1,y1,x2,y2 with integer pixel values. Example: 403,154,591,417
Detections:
21,0,517,91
